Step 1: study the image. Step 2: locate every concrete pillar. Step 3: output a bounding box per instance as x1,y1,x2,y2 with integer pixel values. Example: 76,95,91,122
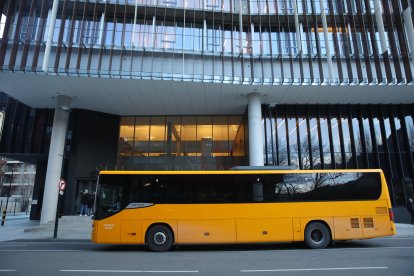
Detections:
40,95,71,224
248,93,264,201
248,92,264,166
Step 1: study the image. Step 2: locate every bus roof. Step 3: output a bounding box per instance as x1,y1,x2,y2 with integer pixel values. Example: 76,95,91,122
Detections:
99,168,384,175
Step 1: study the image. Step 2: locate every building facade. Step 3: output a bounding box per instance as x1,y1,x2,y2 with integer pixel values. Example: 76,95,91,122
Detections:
0,0,413,222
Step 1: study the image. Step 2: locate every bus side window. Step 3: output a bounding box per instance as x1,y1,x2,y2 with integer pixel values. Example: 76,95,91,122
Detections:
140,177,154,203
263,174,283,202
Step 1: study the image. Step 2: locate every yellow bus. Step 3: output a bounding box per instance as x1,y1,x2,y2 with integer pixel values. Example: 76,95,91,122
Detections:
91,168,396,251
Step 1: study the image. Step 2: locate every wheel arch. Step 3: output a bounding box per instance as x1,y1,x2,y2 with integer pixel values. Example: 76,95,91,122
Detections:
304,219,333,242
145,222,176,244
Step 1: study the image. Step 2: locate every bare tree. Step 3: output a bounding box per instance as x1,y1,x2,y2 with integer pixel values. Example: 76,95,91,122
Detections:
300,135,321,169
264,137,288,166
15,164,35,212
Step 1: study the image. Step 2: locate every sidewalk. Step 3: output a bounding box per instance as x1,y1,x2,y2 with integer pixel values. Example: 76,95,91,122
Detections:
0,213,413,242
0,212,92,241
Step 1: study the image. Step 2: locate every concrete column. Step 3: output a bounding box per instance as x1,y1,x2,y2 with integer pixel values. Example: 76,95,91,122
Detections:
248,92,264,166
40,95,71,224
248,93,264,202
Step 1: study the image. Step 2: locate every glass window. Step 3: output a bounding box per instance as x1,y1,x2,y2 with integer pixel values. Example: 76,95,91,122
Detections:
117,115,245,169
298,117,309,169
181,117,197,156
352,117,362,153
223,30,232,53
175,26,183,51
213,116,229,157
331,117,342,168
95,172,382,216
277,116,288,166
264,116,276,165
270,30,280,56
229,116,244,157
118,117,135,157
372,117,383,150
341,116,354,168
405,116,414,152
198,116,213,157
309,118,321,169
362,115,373,153
149,117,166,157
319,116,331,168
182,24,194,51
62,17,71,45
288,117,298,167
206,27,222,53
165,116,182,156
134,117,150,156
252,28,261,56
95,174,126,220
270,172,382,202
124,23,132,48
105,22,115,46
383,116,394,152
262,28,271,56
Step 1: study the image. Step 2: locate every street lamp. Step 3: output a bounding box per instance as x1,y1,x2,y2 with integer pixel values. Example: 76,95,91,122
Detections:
1,164,14,226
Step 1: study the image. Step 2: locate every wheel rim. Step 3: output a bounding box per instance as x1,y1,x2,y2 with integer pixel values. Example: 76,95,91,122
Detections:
153,231,167,246
310,229,323,243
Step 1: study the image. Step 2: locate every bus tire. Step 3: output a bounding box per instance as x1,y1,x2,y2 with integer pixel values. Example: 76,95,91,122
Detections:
304,222,331,249
146,225,173,252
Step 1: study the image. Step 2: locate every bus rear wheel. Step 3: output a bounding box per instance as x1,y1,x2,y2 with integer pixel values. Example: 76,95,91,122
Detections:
146,225,173,252
304,222,331,249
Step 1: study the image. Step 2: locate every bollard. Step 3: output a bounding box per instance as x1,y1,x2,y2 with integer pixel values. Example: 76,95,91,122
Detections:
1,208,6,226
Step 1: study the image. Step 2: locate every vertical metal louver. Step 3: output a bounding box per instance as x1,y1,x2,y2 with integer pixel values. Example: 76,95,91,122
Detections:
350,218,360,228
363,218,374,228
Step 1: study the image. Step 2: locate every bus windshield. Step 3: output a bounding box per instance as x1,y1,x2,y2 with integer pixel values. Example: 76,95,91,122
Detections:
95,175,125,220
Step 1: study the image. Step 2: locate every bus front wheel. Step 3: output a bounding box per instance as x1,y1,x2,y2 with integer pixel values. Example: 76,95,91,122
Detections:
304,222,331,249
146,225,173,252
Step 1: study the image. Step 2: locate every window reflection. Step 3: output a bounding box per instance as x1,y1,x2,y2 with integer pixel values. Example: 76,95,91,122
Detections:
319,116,331,169
331,117,342,168
405,116,414,152
277,116,288,166
309,118,321,169
263,105,414,207
298,117,308,169
118,117,135,157
288,117,298,167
